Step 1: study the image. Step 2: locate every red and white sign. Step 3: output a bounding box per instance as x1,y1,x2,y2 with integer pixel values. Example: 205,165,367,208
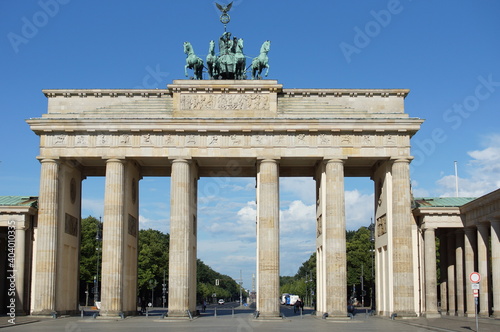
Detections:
470,272,481,283
473,289,479,298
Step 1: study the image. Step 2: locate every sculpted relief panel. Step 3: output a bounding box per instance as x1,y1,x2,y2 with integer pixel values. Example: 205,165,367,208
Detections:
44,132,409,151
180,93,270,111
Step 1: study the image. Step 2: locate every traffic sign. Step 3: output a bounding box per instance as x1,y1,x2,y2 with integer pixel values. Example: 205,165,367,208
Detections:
473,289,479,298
471,283,480,290
469,272,481,283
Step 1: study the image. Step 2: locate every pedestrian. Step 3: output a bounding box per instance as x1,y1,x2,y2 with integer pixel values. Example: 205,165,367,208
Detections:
202,300,207,312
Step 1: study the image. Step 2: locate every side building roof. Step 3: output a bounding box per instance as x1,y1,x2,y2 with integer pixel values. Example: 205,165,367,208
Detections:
0,196,38,208
413,197,477,208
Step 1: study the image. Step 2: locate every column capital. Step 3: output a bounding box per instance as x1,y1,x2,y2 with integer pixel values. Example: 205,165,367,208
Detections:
391,156,414,164
170,158,191,165
38,157,59,164
323,157,346,164
257,158,279,163
104,157,126,163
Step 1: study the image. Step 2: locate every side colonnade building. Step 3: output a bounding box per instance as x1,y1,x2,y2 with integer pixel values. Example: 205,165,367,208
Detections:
413,189,500,318
25,79,425,318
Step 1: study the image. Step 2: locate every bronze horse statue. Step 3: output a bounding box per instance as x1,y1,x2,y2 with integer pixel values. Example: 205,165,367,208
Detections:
252,40,270,80
184,41,204,80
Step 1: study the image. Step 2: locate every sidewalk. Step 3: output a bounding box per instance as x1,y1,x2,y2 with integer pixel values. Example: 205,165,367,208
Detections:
1,311,499,331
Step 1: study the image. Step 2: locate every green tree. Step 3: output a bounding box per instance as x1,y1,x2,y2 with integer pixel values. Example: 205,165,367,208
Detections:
137,229,169,299
79,216,102,284
346,226,374,301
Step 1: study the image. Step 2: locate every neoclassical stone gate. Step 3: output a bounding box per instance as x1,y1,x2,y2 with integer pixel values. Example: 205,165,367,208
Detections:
27,80,422,318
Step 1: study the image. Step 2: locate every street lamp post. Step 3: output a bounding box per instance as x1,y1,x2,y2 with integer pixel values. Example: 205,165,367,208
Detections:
370,217,375,310
94,216,102,306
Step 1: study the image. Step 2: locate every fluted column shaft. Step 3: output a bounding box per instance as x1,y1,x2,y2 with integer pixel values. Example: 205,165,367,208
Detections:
256,159,280,318
424,227,439,316
168,159,192,317
100,159,126,316
464,227,476,316
491,220,500,318
391,158,415,315
455,230,465,316
324,159,346,316
32,158,59,315
439,234,448,314
447,232,456,315
477,223,490,316
14,226,26,313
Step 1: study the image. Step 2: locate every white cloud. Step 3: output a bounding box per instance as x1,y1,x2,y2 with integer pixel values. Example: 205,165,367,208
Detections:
436,134,500,197
345,190,374,230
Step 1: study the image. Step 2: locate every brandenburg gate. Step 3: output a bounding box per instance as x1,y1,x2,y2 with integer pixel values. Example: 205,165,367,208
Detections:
27,79,423,319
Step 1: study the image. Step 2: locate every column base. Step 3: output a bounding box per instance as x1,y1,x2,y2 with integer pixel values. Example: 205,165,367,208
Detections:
491,310,500,318
254,314,283,321
166,310,196,319
392,311,418,319
424,312,441,318
30,309,56,317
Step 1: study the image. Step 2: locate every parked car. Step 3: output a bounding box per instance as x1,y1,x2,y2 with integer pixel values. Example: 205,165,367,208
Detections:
218,299,225,305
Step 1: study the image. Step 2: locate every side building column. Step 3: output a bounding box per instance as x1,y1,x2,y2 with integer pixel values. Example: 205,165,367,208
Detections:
491,220,500,318
439,233,448,314
324,159,347,318
424,227,440,317
476,223,490,317
100,158,126,317
31,158,59,315
455,230,465,316
464,227,477,317
447,232,456,315
391,158,416,317
168,158,198,318
14,224,26,314
256,159,280,319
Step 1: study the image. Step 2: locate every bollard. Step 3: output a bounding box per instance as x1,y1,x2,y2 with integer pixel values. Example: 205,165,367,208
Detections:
214,307,217,317
232,307,234,317
81,309,84,318
300,307,303,319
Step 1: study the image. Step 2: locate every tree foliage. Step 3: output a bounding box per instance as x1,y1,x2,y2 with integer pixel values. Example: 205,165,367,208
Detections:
79,216,102,284
137,229,169,297
280,226,376,305
79,216,243,305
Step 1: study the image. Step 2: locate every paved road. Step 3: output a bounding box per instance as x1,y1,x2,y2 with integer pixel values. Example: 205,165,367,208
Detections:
2,308,500,332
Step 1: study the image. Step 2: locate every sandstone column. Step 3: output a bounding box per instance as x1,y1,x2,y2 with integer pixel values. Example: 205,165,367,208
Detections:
455,230,465,316
439,233,448,314
447,232,456,315
100,158,125,316
324,159,346,317
424,227,440,317
491,220,500,318
14,225,26,314
476,223,490,316
256,159,280,319
391,158,415,316
32,158,59,315
464,227,476,317
168,159,193,318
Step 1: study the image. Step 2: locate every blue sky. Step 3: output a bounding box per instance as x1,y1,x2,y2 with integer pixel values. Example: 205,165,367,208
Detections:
1,0,500,289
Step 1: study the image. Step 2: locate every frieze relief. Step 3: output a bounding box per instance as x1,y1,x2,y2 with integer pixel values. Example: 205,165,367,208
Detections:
180,93,270,111
45,132,407,149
